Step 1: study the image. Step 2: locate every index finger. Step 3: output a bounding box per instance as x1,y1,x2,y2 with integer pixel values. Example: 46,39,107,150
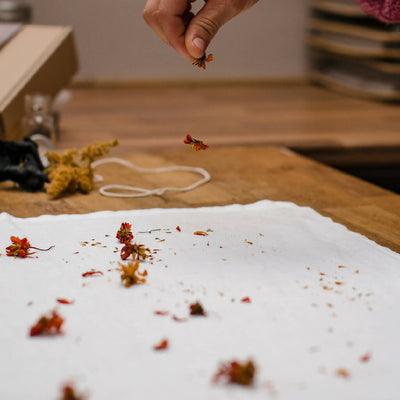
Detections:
157,0,196,61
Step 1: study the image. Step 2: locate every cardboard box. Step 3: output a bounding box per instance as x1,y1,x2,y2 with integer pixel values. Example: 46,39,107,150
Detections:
0,24,78,140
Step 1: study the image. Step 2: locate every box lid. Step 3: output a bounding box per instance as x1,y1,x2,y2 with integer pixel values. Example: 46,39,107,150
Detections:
0,24,78,140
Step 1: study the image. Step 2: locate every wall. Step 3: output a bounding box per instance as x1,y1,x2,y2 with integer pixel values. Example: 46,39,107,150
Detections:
29,0,309,82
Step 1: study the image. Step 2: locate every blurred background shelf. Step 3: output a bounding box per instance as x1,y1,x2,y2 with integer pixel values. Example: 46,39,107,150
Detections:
308,0,400,101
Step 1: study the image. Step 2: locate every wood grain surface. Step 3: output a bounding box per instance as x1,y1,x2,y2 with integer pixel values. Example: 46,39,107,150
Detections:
57,83,400,167
1,146,400,254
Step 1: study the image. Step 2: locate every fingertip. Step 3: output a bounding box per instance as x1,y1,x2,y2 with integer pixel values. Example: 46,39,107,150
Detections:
186,35,208,59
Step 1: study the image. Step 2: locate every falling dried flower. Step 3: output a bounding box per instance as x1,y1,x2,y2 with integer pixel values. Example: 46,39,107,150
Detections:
192,53,213,69
118,260,147,287
120,242,150,261
30,309,64,337
213,359,256,386
116,222,134,243
184,134,209,151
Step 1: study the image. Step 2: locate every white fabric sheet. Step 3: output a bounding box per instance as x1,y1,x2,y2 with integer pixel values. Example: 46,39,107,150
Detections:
0,200,399,399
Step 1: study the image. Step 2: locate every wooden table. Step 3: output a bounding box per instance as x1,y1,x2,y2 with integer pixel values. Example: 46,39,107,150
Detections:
1,145,400,254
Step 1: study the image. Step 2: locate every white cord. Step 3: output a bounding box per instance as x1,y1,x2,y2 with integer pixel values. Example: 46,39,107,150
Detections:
91,157,211,198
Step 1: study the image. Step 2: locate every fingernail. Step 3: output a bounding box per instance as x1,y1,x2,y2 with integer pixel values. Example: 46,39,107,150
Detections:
193,37,206,52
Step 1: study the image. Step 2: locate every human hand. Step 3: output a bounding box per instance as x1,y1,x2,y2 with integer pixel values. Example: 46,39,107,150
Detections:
143,0,259,61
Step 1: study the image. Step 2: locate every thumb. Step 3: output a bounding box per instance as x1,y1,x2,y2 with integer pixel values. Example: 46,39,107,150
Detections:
185,1,233,59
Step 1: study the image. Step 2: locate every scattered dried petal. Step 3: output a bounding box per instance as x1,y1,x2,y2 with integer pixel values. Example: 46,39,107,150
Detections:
30,309,64,337
154,310,169,316
213,359,256,386
360,353,372,362
336,368,350,379
56,298,74,305
153,339,169,351
241,297,251,303
176,226,181,232
82,270,103,277
172,315,188,322
190,301,206,316
59,384,85,400
193,231,208,236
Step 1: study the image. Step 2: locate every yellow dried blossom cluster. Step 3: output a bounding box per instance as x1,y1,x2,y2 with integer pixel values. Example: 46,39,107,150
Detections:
44,139,118,198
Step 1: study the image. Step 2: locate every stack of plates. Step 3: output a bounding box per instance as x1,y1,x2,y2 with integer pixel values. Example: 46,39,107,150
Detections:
308,0,400,101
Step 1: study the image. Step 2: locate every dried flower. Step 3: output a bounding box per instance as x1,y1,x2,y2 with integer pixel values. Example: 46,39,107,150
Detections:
190,301,206,316
184,135,209,151
6,236,54,258
116,222,134,243
118,260,147,287
213,359,256,386
120,242,150,261
193,53,213,69
30,309,64,337
241,297,251,303
6,236,34,258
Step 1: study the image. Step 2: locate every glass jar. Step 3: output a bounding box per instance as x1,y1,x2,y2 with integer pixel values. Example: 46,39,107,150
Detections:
22,93,56,141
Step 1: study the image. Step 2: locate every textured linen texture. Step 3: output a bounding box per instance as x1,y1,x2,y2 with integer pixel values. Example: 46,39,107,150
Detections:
1,200,400,400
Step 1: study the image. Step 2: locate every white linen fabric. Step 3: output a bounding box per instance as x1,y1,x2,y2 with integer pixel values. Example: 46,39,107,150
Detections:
0,200,399,400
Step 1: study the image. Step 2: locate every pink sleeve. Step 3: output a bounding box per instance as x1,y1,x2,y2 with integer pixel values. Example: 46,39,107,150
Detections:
354,0,400,23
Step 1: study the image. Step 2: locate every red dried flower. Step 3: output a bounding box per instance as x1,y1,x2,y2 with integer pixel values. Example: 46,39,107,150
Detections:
176,226,181,232
120,242,150,261
213,359,256,386
30,309,64,337
116,222,134,243
6,236,54,258
241,297,251,303
184,135,209,151
192,53,213,69
6,236,35,258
